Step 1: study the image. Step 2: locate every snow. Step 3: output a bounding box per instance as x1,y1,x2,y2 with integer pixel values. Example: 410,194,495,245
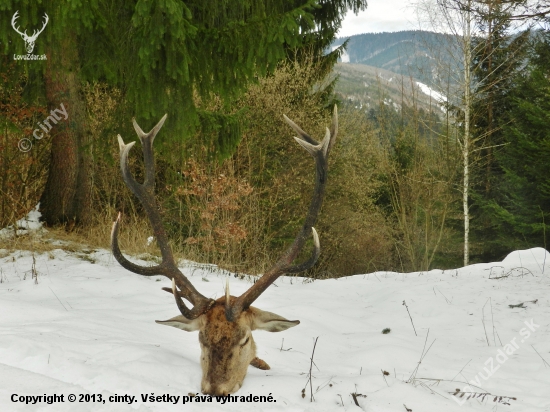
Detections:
340,50,350,64
332,46,350,63
416,82,447,103
1,217,550,411
0,204,44,239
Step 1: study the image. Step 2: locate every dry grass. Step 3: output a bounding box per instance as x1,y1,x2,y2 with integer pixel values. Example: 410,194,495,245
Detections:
0,211,166,264
0,226,93,255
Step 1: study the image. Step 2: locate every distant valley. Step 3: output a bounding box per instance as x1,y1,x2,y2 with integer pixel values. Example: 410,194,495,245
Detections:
332,62,447,114
331,31,461,113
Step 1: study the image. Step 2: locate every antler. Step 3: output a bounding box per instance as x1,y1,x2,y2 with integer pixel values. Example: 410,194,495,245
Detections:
29,13,49,41
111,115,215,319
225,106,338,321
11,11,48,39
11,11,26,37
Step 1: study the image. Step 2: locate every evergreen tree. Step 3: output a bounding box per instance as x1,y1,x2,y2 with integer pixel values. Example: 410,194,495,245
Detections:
471,2,528,192
468,1,530,259
475,31,550,255
0,0,367,226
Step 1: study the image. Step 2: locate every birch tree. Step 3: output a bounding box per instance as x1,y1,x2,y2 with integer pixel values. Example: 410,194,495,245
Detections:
414,0,475,265
415,0,527,265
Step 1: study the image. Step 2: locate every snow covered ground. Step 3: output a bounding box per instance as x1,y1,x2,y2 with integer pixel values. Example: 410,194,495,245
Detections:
1,241,549,411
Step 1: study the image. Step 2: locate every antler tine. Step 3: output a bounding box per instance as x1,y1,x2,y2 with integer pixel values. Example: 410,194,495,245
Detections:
132,114,167,141
225,279,230,307
159,279,201,317
132,114,167,187
226,107,338,322
283,115,317,145
11,11,27,37
112,115,215,319
329,105,338,147
30,13,48,39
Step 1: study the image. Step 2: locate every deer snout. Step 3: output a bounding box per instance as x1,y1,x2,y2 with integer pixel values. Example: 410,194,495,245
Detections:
202,381,242,396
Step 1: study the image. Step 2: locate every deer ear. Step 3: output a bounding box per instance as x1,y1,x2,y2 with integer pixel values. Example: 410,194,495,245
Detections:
248,307,300,332
156,315,204,332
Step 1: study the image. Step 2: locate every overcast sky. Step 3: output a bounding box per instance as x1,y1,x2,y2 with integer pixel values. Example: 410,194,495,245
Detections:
338,0,418,38
337,0,543,38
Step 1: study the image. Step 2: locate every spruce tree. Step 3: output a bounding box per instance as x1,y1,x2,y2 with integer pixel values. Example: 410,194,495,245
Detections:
0,0,367,226
476,31,550,255
468,1,530,259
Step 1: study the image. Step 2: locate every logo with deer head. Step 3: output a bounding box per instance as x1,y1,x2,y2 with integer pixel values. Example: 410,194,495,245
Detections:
112,109,337,396
11,11,49,54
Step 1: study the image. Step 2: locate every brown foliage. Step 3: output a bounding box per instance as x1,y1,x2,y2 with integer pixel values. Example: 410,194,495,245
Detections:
177,159,252,254
0,62,50,229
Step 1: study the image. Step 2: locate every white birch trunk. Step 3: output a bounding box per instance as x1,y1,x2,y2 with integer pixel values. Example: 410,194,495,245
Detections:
463,0,472,266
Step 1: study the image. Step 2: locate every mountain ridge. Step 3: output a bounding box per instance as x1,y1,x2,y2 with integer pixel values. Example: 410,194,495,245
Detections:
332,30,461,86
332,62,446,115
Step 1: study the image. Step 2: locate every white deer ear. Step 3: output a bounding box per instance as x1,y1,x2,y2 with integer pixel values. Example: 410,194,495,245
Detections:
156,315,203,332
248,307,300,332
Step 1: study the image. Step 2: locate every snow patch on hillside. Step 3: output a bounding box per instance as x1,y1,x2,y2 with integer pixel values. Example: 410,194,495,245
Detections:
416,82,447,103
333,45,350,63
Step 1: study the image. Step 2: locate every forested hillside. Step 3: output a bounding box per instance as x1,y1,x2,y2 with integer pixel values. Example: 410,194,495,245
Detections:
332,62,446,114
330,19,550,268
332,30,460,85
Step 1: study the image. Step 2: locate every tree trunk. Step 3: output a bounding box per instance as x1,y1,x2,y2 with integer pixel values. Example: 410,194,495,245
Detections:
463,0,472,266
485,2,494,194
40,33,91,227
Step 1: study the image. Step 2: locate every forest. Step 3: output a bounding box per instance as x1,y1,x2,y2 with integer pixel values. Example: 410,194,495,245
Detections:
1,0,550,277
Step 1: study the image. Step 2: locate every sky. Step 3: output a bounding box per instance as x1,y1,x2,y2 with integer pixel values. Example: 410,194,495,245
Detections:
338,0,418,38
338,0,547,38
